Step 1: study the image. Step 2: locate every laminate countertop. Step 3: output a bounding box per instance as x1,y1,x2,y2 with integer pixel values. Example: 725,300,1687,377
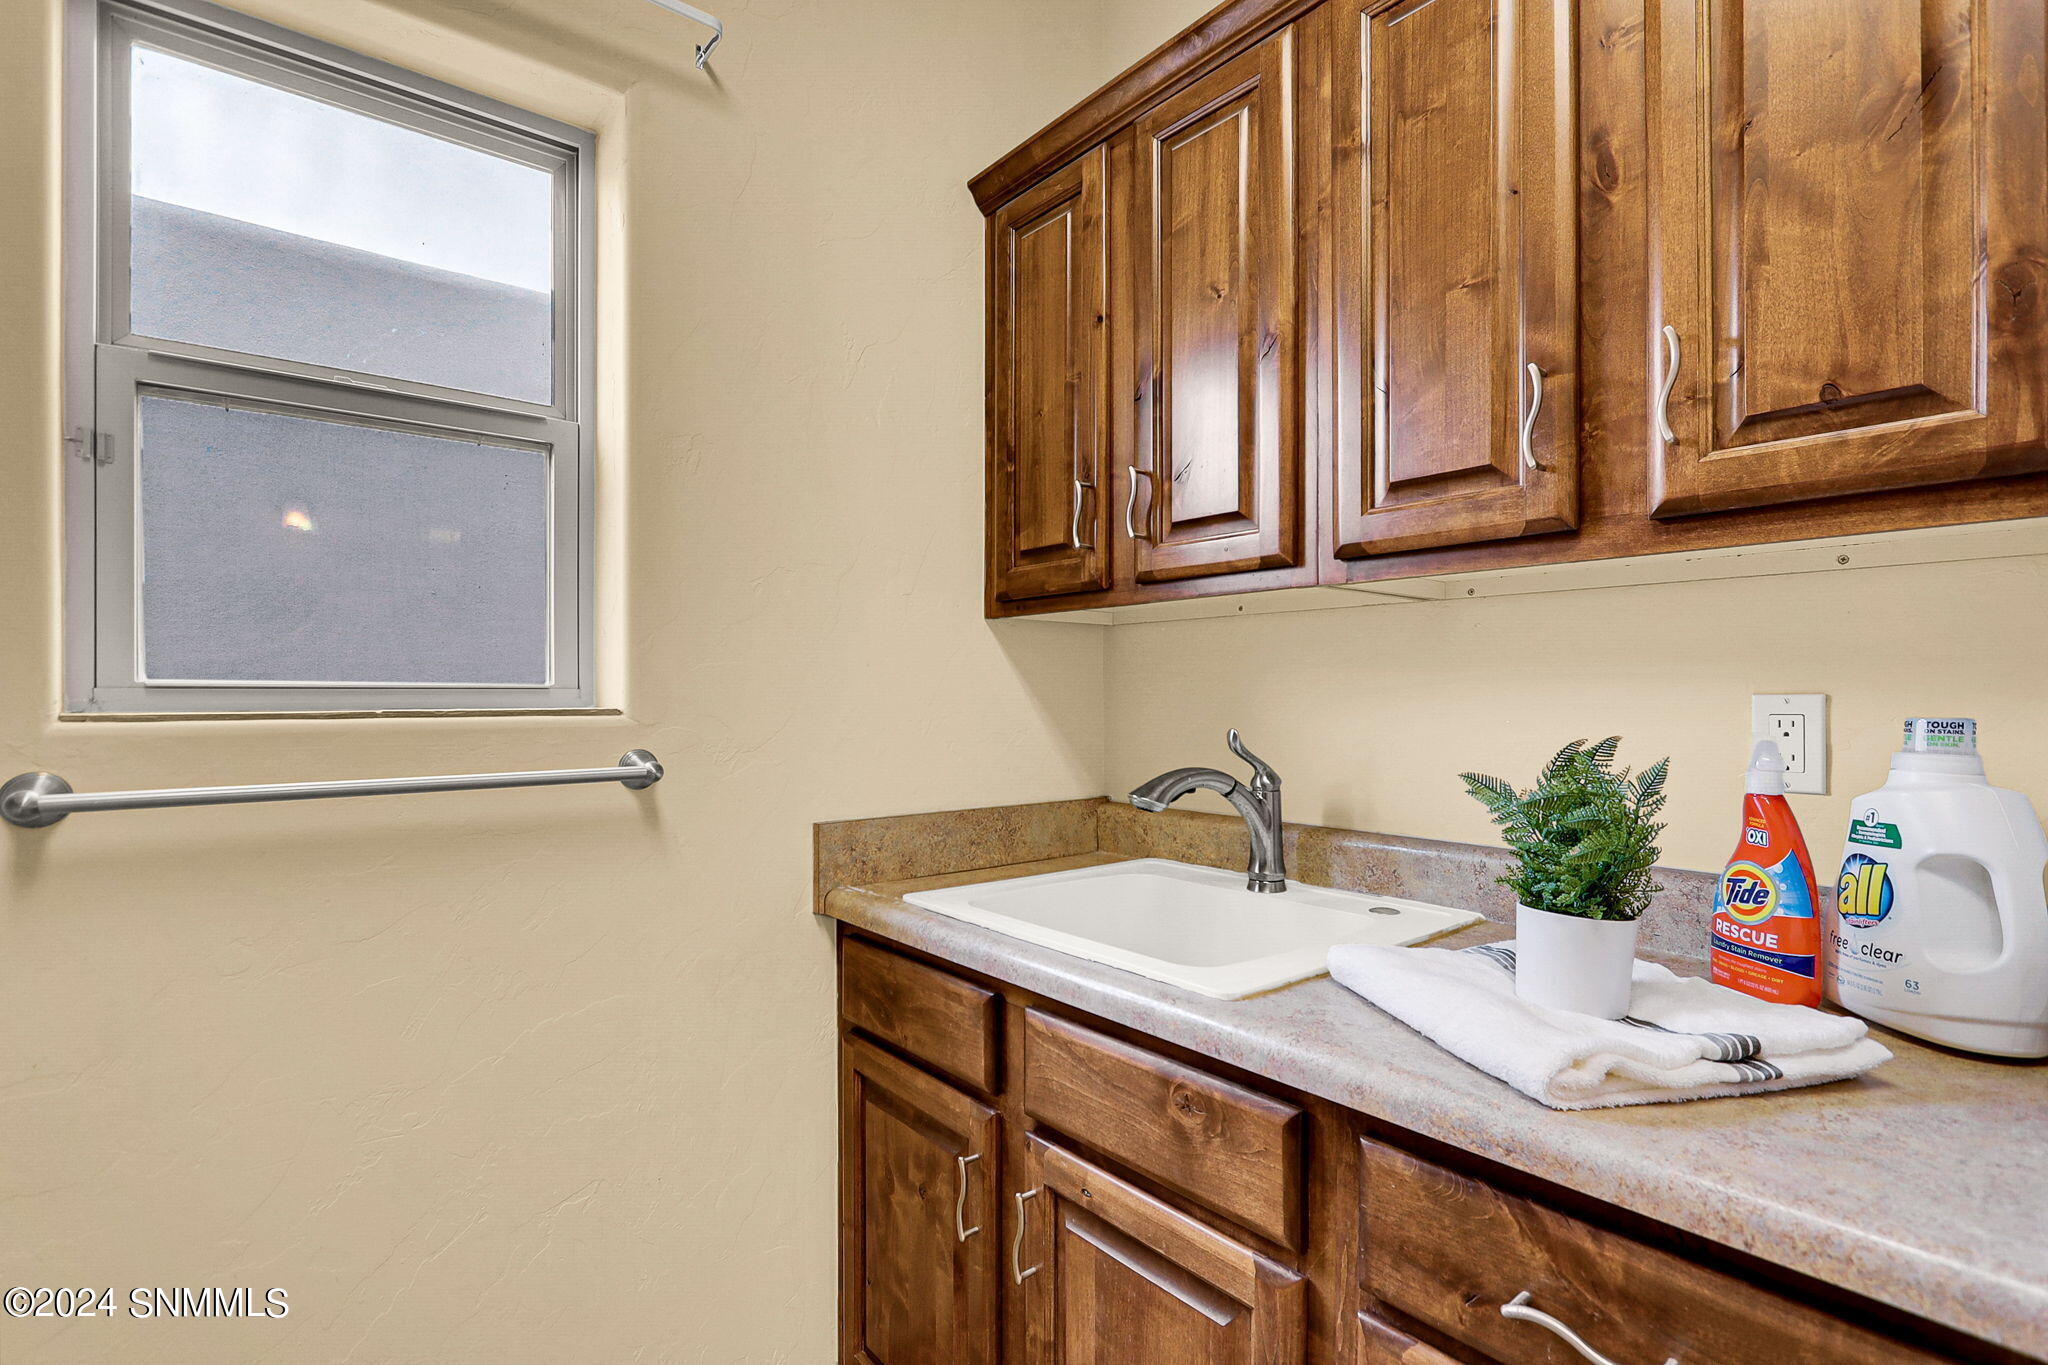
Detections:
824,852,2048,1360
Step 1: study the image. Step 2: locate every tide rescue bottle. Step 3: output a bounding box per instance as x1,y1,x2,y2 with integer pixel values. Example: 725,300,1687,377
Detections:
1827,719,2048,1059
1713,740,1823,1006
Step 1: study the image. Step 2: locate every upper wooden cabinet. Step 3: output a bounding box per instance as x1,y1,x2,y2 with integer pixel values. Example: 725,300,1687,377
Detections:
1131,32,1304,582
972,0,2048,617
1645,0,2048,517
1331,0,1579,557
989,148,1112,602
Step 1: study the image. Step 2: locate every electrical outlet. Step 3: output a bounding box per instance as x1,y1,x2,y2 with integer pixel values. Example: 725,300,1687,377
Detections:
1767,712,1807,772
1751,693,1829,795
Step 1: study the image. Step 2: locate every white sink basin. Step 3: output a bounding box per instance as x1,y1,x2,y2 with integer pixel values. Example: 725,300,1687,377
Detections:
903,858,1482,999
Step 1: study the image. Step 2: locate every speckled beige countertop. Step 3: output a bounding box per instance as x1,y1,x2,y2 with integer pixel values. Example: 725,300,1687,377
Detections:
825,851,2048,1359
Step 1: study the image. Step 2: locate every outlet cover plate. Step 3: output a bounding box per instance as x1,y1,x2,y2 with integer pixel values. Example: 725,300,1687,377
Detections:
1752,693,1829,795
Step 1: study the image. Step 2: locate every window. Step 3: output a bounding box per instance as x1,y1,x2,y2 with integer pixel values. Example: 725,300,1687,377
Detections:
65,0,595,712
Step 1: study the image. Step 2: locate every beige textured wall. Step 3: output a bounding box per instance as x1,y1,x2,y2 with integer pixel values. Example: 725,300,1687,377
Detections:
1106,555,2048,873
1097,0,1222,78
0,1,1111,1359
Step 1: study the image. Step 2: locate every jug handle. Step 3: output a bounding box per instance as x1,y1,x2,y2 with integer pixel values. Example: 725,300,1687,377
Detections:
1987,792,2048,968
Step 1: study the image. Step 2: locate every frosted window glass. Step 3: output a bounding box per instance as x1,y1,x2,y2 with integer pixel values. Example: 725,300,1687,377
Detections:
138,396,550,685
128,47,555,403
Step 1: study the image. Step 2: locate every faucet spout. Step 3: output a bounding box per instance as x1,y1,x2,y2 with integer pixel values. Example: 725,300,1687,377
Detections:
1128,766,1236,812
1126,734,1286,892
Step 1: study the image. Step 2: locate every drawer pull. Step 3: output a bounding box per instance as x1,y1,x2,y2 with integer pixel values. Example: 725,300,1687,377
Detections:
1655,324,1681,444
1501,1291,1677,1365
955,1154,982,1243
1012,1187,1043,1283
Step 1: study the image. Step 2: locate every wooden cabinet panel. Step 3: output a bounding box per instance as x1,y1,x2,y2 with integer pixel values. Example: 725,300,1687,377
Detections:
1646,0,2048,516
1016,1134,1305,1365
841,937,1000,1092
1132,30,1303,582
1021,1009,1303,1247
990,148,1112,601
841,1037,1000,1365
1331,0,1578,556
1355,1313,1462,1365
1359,1137,1958,1365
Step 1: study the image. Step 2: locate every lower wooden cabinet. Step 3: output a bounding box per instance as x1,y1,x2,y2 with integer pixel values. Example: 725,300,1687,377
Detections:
1020,1008,1303,1249
1014,1134,1305,1364
836,931,1988,1365
1358,1137,1956,1365
840,1036,1000,1365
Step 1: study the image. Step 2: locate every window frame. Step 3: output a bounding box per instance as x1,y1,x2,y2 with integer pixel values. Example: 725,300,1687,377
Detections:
63,0,598,714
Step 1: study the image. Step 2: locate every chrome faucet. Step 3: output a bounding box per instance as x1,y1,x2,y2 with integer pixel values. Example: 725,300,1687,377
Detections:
1128,730,1287,893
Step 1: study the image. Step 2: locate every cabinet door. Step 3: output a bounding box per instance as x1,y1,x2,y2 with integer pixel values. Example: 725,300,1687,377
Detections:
1014,1135,1305,1365
1332,0,1578,558
990,148,1112,602
1646,0,2048,517
1131,31,1303,583
841,1037,1000,1365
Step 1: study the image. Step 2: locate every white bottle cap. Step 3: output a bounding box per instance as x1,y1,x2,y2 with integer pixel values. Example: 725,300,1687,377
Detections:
1902,718,1977,754
1747,739,1787,795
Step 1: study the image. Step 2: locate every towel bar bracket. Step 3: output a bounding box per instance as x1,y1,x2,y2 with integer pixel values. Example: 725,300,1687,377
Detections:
616,749,664,790
0,772,73,829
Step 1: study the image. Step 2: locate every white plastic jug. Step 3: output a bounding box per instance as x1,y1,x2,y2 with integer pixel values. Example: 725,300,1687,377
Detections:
1828,719,2048,1058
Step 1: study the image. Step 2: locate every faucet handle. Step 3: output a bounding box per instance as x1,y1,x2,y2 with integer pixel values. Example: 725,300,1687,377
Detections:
1227,729,1280,792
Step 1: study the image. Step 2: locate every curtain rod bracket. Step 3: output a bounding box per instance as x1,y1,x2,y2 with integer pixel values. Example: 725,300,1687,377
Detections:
644,0,723,69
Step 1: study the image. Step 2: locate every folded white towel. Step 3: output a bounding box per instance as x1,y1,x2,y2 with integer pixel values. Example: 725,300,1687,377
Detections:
1328,939,1893,1110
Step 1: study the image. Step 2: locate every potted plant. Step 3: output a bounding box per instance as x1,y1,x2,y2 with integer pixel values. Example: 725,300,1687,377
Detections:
1460,738,1669,1018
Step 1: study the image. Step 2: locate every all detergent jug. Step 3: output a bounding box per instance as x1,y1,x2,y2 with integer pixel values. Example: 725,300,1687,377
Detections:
1829,719,2048,1058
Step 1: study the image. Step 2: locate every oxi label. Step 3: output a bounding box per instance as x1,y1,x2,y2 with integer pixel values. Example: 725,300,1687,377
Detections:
1713,799,1823,1007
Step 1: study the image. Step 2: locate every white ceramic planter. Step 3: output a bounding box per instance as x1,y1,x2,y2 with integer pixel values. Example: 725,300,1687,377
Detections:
1513,904,1640,1019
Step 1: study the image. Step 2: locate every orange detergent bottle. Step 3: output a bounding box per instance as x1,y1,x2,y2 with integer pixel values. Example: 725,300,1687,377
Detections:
1712,741,1823,1006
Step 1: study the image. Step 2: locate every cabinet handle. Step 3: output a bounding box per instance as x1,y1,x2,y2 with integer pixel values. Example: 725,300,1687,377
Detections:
1520,362,1547,472
1656,324,1681,444
1125,466,1153,541
1500,1291,1678,1365
1069,479,1093,550
1012,1187,1043,1283
955,1154,982,1243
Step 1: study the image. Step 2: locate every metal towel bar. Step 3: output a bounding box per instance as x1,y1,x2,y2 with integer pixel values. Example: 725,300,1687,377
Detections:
0,751,662,829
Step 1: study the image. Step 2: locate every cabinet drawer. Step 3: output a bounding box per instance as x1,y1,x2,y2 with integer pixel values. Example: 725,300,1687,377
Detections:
839,937,999,1092
1022,1009,1302,1246
1360,1138,1955,1365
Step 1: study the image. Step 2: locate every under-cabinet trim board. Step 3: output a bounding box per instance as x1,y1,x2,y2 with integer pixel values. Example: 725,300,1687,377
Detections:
1004,516,2048,624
